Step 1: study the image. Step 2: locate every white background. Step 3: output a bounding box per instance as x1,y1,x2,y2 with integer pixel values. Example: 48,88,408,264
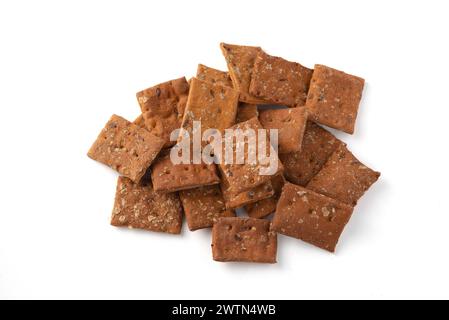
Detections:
1,0,448,300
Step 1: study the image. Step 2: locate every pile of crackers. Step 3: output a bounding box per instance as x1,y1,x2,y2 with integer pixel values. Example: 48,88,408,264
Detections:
87,43,380,263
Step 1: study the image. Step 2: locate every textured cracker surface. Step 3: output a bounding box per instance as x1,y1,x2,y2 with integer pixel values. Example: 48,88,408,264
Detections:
245,174,285,219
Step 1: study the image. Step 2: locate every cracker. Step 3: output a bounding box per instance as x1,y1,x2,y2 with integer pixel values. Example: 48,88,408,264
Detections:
180,77,239,135
220,43,267,104
151,153,220,193
272,183,354,252
249,50,313,107
212,217,277,263
133,114,145,128
236,103,258,123
87,114,164,182
307,145,380,206
136,77,189,147
221,180,274,209
306,64,365,134
179,185,235,231
279,121,344,186
218,117,283,195
196,64,233,88
111,176,182,234
259,107,308,154
245,174,285,219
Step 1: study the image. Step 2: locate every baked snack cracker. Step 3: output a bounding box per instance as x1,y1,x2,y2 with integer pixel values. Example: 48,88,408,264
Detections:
221,180,274,209
87,114,164,182
196,64,233,88
111,176,182,234
220,43,267,104
151,153,220,193
249,50,313,106
279,121,344,186
306,64,365,134
179,185,235,231
272,183,354,252
236,103,258,123
259,107,308,154
245,174,285,219
212,217,277,263
307,145,380,206
136,77,189,147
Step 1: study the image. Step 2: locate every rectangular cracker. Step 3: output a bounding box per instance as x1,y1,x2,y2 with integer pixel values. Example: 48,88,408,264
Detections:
307,145,380,206
180,77,239,135
245,174,285,219
220,43,267,104
249,50,313,107
136,77,189,147
236,103,258,123
196,64,233,88
151,153,220,193
87,114,164,182
179,185,235,231
111,176,183,234
212,217,277,263
218,117,283,195
221,180,274,209
272,183,354,252
306,64,365,134
259,107,308,154
279,121,344,186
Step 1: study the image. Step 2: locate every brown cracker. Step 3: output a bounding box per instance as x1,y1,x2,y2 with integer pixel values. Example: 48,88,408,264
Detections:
87,114,164,182
151,153,220,193
179,185,235,231
236,103,259,123
136,77,189,147
111,176,182,234
307,145,380,206
221,180,274,209
220,43,267,104
306,64,365,134
196,64,233,88
259,107,308,154
249,50,313,107
272,183,354,252
245,174,285,219
212,217,277,263
279,121,344,186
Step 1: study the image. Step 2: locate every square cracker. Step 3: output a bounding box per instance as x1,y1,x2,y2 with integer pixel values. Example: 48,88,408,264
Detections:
180,77,239,135
220,43,267,105
259,107,308,154
136,77,189,147
111,176,182,234
179,185,235,231
87,114,164,182
236,103,258,123
306,64,365,134
151,153,220,193
196,64,233,88
212,217,277,263
221,180,274,209
279,121,344,186
307,145,380,206
218,117,283,195
245,174,285,219
249,50,313,107
272,183,354,252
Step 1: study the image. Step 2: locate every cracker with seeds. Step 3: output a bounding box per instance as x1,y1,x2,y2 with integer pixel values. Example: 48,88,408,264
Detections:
245,174,285,219
249,50,313,107
221,180,274,209
136,77,189,147
259,107,308,154
272,183,354,252
196,64,233,88
212,217,277,263
236,103,258,123
279,121,344,186
307,145,380,206
111,176,182,234
180,185,235,231
151,153,220,193
220,43,267,105
306,64,365,134
87,115,164,182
